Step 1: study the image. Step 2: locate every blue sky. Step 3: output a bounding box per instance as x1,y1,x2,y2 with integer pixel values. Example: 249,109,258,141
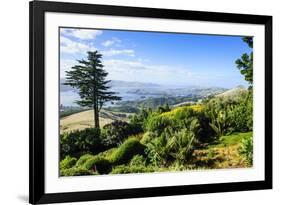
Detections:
60,28,252,88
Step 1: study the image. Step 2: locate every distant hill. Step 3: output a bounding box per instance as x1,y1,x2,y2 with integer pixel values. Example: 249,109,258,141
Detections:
60,78,227,95
108,80,159,88
215,85,248,100
166,86,227,97
60,78,229,107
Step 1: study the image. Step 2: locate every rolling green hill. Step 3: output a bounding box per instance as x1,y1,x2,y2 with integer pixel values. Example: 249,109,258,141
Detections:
215,86,248,101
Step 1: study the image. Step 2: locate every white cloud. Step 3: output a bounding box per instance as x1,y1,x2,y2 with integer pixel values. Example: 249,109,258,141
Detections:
60,36,96,54
61,28,102,40
102,49,135,57
60,59,77,78
104,59,144,71
60,58,194,85
137,58,149,63
102,40,115,47
102,38,121,47
103,59,193,85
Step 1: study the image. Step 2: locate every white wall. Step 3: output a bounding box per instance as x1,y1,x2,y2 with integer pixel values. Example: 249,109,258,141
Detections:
0,0,279,204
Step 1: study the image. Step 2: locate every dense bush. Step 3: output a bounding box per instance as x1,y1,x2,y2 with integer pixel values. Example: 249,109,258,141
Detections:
158,106,200,132
60,167,93,176
145,120,200,167
144,115,172,135
239,137,253,166
204,92,253,138
229,93,253,132
75,154,94,167
167,120,200,164
109,138,146,165
204,100,232,138
60,128,104,158
102,121,142,148
129,155,146,166
60,155,77,170
172,107,196,122
140,132,156,144
83,156,112,174
141,105,203,166
196,112,215,142
145,134,171,167
96,147,117,159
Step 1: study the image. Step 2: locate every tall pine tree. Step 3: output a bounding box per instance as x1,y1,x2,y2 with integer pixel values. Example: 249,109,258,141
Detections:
64,51,121,128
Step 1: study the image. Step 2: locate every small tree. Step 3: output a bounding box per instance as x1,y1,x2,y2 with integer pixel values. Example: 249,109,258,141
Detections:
65,51,121,128
235,37,253,87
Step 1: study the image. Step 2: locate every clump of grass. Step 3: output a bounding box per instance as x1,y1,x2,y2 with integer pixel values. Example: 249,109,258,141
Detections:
111,165,155,174
60,167,94,176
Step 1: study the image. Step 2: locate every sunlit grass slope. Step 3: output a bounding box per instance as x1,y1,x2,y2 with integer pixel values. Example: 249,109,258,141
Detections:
60,109,129,133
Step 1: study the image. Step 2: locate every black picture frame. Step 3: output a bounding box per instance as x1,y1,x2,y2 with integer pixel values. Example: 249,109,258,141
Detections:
29,0,272,204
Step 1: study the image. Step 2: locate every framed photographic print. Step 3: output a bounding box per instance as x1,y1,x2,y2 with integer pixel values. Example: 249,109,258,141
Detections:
29,0,272,204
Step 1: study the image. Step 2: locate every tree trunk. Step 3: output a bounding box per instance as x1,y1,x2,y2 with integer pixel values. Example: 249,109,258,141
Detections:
92,63,100,128
93,104,100,129
95,105,100,128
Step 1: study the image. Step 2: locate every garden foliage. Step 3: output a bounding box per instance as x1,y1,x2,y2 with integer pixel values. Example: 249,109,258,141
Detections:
60,90,253,176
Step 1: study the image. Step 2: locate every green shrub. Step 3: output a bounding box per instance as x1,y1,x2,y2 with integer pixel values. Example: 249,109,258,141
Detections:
144,115,172,135
129,155,146,166
172,107,196,124
197,112,215,143
83,156,112,174
140,132,155,144
167,123,199,164
145,134,171,167
145,119,200,166
229,93,253,132
60,167,93,176
60,155,77,170
203,92,253,139
75,154,94,167
60,128,104,158
204,98,238,138
102,121,142,148
109,138,146,165
239,137,253,166
96,147,117,160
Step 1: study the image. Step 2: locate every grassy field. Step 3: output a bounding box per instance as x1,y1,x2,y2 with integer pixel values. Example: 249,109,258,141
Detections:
60,109,129,133
192,132,252,169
